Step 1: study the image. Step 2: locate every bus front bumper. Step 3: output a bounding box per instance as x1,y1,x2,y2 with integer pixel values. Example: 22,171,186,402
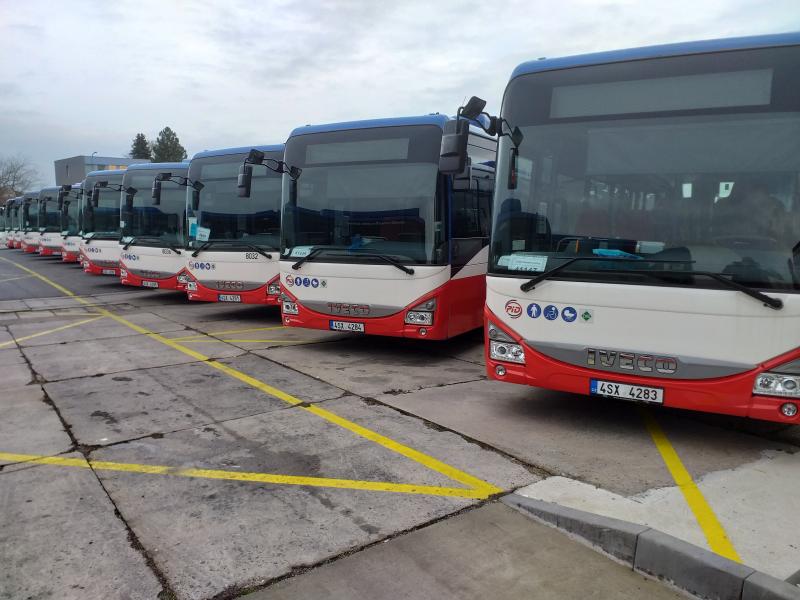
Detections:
120,267,186,291
186,277,281,306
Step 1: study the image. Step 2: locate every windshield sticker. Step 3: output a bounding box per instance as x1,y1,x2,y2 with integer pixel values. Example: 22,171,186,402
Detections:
196,226,210,242
188,217,197,238
499,254,548,272
290,246,314,258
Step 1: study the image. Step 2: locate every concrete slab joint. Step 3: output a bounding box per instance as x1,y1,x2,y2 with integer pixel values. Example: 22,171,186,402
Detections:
503,493,800,600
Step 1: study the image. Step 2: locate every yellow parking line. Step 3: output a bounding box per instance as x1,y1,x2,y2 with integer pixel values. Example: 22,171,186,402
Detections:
0,315,106,349
206,325,286,335
0,452,486,498
0,256,501,499
640,409,741,561
176,338,303,344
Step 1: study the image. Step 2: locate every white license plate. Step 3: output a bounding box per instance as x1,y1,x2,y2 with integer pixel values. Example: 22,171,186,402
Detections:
590,379,663,404
329,320,365,333
102,269,117,275
218,294,241,302
142,280,159,288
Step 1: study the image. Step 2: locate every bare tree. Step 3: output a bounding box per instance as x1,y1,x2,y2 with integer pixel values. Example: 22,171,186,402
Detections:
0,154,39,201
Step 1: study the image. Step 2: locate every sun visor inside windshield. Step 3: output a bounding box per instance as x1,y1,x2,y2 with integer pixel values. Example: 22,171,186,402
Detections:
587,116,800,175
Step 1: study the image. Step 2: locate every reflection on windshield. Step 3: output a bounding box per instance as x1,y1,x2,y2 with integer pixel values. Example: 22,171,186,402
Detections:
492,113,800,291
124,174,186,245
40,195,61,232
84,186,121,236
189,158,281,250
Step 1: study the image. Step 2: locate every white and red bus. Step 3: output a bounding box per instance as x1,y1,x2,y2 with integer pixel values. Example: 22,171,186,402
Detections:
79,169,126,276
7,197,23,249
20,191,42,253
37,187,63,257
279,115,495,339
467,33,800,422
119,162,192,290
184,145,284,305
2,197,19,248
60,183,83,262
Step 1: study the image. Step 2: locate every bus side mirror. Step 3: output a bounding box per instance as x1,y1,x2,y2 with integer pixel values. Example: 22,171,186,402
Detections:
91,188,100,207
151,180,162,205
191,187,201,211
238,164,253,198
439,119,469,175
125,187,137,209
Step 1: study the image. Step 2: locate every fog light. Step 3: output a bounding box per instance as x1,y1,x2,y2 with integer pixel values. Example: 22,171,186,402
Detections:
780,403,798,417
489,340,525,364
405,310,433,326
120,269,127,278
495,365,506,376
284,317,290,324
282,301,298,315
419,328,427,336
186,281,197,291
267,283,280,295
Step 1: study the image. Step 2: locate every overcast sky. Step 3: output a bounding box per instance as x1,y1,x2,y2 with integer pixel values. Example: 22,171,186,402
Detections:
0,0,797,186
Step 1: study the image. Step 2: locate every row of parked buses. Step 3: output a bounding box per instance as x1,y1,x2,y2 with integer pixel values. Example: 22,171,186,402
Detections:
2,33,799,423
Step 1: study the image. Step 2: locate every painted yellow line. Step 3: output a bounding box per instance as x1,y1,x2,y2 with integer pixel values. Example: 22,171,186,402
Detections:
175,338,304,344
206,325,286,335
640,409,741,561
0,452,486,498
0,315,106,349
0,256,501,499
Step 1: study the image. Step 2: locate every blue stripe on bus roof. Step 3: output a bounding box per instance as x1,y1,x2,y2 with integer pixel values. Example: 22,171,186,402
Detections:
289,114,451,138
511,32,800,80
126,162,190,171
191,145,284,160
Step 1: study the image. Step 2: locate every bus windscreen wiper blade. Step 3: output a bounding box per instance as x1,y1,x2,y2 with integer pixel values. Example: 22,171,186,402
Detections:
124,235,183,254
519,257,692,291
345,251,415,274
292,247,326,270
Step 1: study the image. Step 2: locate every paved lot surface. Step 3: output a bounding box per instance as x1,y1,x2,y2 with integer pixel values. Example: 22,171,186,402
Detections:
1,250,799,599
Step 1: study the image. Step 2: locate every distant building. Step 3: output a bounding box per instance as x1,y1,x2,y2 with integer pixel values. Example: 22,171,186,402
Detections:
54,155,150,185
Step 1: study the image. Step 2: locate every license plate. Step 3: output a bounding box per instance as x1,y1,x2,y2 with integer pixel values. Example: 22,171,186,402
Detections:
218,294,241,302
590,379,663,404
102,269,117,275
329,320,365,333
142,280,159,288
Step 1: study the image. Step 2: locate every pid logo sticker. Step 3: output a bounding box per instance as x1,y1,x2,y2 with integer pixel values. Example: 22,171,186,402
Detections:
505,300,523,319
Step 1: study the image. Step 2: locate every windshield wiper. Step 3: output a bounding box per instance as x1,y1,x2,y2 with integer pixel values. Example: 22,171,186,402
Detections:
191,240,272,259
123,236,182,254
291,247,327,270
344,251,415,275
520,257,691,291
519,257,782,310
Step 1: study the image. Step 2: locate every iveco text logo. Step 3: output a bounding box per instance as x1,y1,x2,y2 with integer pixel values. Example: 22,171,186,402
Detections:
327,302,370,316
587,348,677,374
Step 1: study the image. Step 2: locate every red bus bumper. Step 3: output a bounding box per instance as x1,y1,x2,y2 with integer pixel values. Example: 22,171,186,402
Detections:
82,257,119,277
61,250,80,263
21,243,37,254
12,240,21,249
120,267,186,291
281,276,484,340
39,246,61,257
187,277,281,306
484,307,800,424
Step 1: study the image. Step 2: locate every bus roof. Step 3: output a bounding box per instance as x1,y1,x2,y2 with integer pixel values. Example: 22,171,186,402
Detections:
39,187,60,195
511,31,800,80
289,114,451,138
191,145,284,160
85,169,126,178
125,162,190,172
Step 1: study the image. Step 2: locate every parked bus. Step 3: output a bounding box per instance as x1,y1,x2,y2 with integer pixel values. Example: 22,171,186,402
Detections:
60,183,83,262
119,162,192,290
279,115,495,339
184,145,284,304
8,197,23,248
20,190,41,253
459,33,800,423
37,187,63,256
0,200,7,247
80,169,126,276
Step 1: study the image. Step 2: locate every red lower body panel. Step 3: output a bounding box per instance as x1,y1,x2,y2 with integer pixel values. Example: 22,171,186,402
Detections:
21,242,37,254
82,256,119,276
120,266,186,291
12,240,21,249
282,275,485,340
187,278,280,306
62,250,80,263
39,246,61,257
484,307,800,424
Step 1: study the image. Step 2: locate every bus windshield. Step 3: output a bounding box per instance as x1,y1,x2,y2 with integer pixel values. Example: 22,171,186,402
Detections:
23,198,39,231
281,125,445,266
63,189,81,234
188,154,282,250
83,175,123,237
492,45,800,292
124,172,186,245
39,191,61,232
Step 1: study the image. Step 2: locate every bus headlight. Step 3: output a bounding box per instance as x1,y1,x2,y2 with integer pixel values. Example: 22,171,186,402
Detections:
120,269,128,278
490,341,525,364
282,300,299,315
405,311,433,326
753,372,800,398
177,273,190,284
267,283,281,295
